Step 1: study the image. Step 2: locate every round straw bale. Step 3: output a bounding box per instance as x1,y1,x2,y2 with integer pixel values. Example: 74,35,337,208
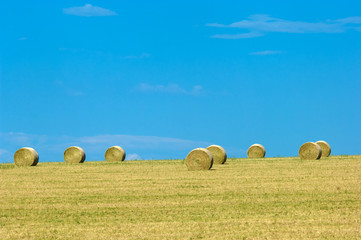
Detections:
247,144,266,158
105,146,126,162
315,140,331,157
206,145,227,164
299,142,322,160
185,148,213,170
64,146,86,163
13,147,39,166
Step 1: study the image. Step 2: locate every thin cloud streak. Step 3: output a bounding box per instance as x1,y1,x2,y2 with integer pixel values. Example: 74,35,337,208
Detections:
63,4,117,17
136,83,204,95
249,50,284,56
207,15,361,38
0,149,8,156
211,32,264,39
123,52,151,59
0,132,211,162
126,153,141,160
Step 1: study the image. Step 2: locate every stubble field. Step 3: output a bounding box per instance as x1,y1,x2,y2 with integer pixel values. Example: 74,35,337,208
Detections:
0,155,360,239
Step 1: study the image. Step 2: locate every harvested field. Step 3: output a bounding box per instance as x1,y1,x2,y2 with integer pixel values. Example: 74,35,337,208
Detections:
0,156,360,239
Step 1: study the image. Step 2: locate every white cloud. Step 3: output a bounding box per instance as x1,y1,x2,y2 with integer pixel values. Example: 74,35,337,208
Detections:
63,4,117,17
0,132,48,145
334,16,361,24
249,50,284,56
136,83,204,95
207,15,361,38
211,32,264,39
123,52,151,59
18,37,27,41
126,153,141,160
66,89,85,96
0,132,211,162
0,149,8,156
78,134,209,150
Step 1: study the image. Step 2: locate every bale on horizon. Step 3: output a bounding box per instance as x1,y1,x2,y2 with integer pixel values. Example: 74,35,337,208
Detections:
105,146,126,162
14,147,39,166
247,144,266,158
64,146,86,163
315,140,331,157
185,148,213,171
206,145,227,164
299,142,322,160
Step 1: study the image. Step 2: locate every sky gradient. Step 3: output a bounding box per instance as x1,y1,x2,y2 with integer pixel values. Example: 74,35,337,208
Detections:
1,1,361,162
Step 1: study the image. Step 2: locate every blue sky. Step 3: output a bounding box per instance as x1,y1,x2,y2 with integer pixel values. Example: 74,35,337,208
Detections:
1,1,361,162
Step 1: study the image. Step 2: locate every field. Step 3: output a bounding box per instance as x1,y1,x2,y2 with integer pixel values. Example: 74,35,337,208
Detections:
0,156,360,239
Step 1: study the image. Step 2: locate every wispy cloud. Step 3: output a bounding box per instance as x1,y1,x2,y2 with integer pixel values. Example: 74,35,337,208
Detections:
123,52,151,59
0,132,211,162
78,134,209,149
0,149,8,156
66,89,85,96
52,80,85,97
63,4,117,17
211,32,264,39
18,37,27,41
136,83,204,95
126,153,141,160
249,50,284,56
207,15,361,39
58,48,150,60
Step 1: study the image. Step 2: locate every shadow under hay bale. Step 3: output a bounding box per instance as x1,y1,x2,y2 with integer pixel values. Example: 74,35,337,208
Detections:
316,140,331,157
299,142,322,160
14,147,39,166
247,144,266,158
105,146,126,162
64,146,86,163
185,148,213,170
206,145,227,164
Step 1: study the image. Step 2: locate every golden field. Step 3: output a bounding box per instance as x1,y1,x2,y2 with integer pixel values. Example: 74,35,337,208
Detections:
0,155,360,239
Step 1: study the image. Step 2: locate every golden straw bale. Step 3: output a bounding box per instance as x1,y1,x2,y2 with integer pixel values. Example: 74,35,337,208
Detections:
64,146,86,163
315,140,331,157
299,142,322,160
14,147,39,166
185,148,213,170
247,144,266,158
105,146,126,162
206,145,227,164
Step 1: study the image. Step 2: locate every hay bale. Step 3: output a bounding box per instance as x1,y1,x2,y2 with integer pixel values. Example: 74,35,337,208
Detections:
247,144,266,158
13,147,39,166
105,146,126,162
315,140,331,157
299,142,322,160
206,145,227,164
185,148,213,170
64,146,86,163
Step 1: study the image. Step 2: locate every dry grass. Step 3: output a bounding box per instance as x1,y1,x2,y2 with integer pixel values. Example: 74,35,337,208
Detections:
0,155,360,239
